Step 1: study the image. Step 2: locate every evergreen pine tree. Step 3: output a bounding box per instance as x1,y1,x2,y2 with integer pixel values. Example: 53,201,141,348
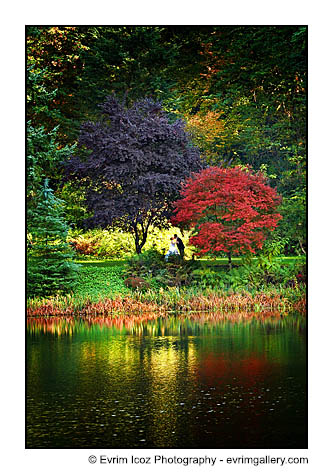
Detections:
27,179,79,297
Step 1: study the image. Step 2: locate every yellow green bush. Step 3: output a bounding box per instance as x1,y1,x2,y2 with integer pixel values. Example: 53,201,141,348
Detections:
68,226,196,259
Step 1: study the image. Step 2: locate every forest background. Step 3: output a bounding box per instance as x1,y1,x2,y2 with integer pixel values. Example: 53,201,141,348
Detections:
26,25,307,307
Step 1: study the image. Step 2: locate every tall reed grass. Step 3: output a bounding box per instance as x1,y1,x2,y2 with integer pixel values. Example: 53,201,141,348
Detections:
27,286,306,317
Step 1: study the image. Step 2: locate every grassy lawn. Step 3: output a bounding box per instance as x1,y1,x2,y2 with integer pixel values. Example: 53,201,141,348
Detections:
75,259,125,267
198,256,303,265
76,256,303,266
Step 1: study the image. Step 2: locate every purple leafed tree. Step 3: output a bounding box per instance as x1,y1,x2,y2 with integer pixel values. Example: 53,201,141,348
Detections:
64,96,203,253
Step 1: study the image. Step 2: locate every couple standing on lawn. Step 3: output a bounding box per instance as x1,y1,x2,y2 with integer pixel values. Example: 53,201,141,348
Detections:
165,234,185,260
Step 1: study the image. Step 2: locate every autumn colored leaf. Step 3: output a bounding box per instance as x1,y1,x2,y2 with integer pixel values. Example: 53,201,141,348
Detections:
171,166,282,257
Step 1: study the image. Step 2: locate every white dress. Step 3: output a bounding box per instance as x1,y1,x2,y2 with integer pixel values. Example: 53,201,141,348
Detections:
165,240,179,260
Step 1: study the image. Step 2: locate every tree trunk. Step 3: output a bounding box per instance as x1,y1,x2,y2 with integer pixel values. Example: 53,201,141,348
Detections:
134,226,148,254
134,225,141,254
133,217,152,254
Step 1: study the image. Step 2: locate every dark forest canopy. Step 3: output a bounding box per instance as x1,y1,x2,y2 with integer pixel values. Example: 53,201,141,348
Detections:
27,26,306,143
27,25,306,254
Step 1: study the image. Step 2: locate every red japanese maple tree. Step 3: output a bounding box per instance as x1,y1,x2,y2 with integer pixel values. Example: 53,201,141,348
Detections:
171,166,282,264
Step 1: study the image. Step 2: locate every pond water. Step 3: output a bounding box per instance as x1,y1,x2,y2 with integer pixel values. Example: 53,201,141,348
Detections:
27,312,307,448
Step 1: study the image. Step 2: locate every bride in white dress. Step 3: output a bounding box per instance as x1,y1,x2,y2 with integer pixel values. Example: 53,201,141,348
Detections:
165,237,179,260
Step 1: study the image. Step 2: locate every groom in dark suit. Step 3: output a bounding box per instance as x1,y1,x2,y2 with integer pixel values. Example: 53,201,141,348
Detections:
174,234,185,259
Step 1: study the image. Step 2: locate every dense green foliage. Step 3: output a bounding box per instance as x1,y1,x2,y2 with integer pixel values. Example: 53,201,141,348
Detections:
27,122,76,207
27,55,77,222
27,180,79,296
123,248,305,293
76,264,128,299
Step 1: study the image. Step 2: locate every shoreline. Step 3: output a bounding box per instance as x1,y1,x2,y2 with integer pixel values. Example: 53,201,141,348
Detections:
27,289,306,317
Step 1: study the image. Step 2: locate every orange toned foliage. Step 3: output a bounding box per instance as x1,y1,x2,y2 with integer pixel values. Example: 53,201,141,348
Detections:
185,111,227,163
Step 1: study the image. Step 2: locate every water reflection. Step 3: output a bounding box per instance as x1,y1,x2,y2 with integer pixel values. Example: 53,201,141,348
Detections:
27,312,306,448
27,311,305,336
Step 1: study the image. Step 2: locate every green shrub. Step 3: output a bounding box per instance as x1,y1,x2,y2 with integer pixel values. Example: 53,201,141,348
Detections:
68,226,195,259
123,249,196,289
191,267,224,289
222,254,306,290
76,264,129,299
123,249,167,290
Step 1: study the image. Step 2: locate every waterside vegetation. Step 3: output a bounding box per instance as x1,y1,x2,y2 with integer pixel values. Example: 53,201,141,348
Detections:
27,251,306,317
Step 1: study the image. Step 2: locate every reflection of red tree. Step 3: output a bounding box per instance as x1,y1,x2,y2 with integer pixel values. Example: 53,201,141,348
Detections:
196,352,274,444
239,357,271,385
197,353,271,388
197,354,228,381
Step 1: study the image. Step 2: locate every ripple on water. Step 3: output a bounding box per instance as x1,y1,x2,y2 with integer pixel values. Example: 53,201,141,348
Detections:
27,313,306,448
